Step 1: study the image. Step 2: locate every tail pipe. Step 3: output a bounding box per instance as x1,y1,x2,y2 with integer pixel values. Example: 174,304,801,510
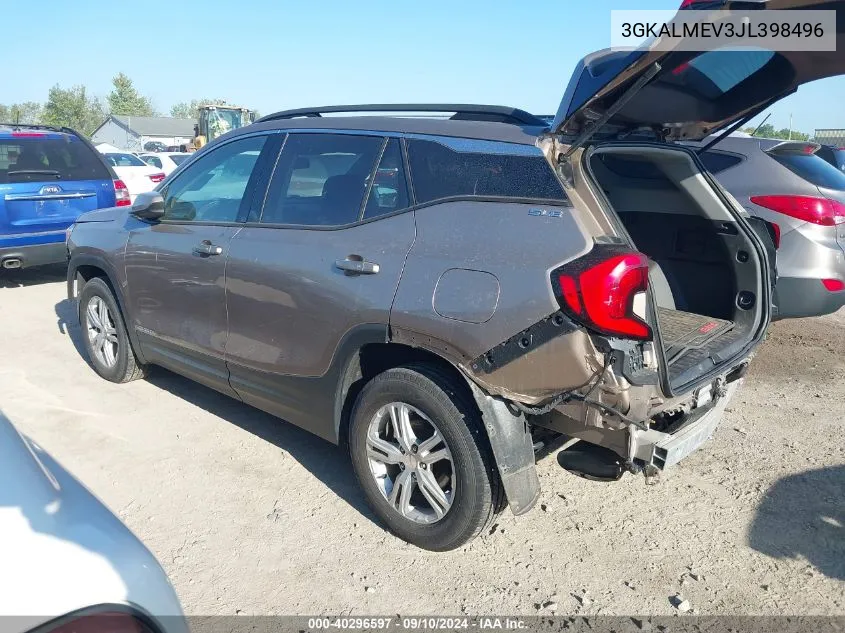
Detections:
2,258,22,269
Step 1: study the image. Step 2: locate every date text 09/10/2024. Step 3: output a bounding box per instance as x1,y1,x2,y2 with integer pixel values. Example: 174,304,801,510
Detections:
306,617,526,630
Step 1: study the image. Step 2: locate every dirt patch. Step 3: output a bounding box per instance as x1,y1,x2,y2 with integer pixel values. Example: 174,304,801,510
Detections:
1,275,843,616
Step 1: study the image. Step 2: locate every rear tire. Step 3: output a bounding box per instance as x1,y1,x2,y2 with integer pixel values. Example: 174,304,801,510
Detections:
78,277,145,383
349,363,503,551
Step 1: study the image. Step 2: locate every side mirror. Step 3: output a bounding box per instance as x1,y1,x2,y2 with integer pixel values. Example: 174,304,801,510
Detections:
131,191,165,220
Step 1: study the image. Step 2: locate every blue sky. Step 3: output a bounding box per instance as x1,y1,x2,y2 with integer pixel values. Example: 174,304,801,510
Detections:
5,0,843,135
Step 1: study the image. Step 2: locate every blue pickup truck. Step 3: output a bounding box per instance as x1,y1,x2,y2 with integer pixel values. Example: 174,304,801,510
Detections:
0,124,129,270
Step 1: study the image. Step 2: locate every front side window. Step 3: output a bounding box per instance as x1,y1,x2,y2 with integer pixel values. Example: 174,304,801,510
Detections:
162,135,267,223
261,133,383,226
407,139,567,204
143,155,163,169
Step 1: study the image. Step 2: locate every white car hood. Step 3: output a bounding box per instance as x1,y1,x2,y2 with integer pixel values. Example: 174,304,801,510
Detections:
0,416,186,633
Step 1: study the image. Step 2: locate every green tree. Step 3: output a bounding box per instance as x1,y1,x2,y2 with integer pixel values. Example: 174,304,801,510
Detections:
170,98,229,120
0,102,43,124
42,84,106,135
107,72,155,117
741,123,810,141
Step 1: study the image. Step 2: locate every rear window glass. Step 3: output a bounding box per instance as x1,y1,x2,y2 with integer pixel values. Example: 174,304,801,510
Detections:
699,151,744,174
0,136,110,184
769,151,845,190
673,49,776,100
407,139,567,204
142,155,162,168
104,152,147,167
169,154,191,165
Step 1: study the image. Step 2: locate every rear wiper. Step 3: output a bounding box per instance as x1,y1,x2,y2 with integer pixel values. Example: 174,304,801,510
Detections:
7,169,61,177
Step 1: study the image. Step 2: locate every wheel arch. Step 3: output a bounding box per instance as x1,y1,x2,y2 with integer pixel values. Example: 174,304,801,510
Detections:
67,254,147,365
336,341,540,515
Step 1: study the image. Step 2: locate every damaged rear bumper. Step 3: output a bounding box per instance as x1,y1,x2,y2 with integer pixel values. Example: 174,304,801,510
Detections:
632,381,739,469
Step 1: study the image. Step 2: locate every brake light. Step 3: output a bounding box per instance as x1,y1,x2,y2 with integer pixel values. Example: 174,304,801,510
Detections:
148,172,166,183
822,278,845,292
771,222,781,249
672,62,690,75
114,179,131,207
750,195,845,226
48,612,148,633
552,249,652,340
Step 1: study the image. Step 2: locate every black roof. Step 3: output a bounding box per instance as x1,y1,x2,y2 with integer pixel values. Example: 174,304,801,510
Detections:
245,115,546,146
259,104,548,127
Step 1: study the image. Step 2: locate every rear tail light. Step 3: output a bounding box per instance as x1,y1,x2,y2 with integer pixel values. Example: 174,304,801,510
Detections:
822,278,845,292
671,62,690,75
114,179,131,207
47,611,149,633
750,195,845,226
552,247,652,340
11,131,46,137
148,172,166,183
770,222,781,249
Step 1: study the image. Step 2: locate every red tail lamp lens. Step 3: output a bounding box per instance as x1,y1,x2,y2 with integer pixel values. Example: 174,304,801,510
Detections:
114,179,131,207
554,251,652,340
751,195,845,227
822,278,845,292
770,222,781,249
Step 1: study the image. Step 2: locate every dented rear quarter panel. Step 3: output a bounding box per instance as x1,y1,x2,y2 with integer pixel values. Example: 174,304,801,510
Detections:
390,199,601,398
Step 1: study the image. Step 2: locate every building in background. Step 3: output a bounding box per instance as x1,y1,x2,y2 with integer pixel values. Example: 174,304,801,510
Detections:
90,115,194,151
813,128,845,146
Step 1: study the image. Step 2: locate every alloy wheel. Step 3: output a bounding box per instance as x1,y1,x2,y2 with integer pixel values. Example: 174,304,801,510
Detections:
366,402,455,524
85,296,119,368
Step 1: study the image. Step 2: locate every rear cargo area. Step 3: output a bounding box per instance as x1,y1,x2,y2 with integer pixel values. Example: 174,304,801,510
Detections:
587,145,766,392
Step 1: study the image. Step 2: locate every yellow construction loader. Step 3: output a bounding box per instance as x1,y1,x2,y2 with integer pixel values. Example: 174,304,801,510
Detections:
192,104,256,150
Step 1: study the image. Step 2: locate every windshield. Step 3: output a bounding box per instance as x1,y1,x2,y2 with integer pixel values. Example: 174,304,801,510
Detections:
206,109,247,139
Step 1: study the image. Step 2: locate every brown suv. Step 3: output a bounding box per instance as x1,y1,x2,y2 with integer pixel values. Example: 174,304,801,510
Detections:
66,14,843,549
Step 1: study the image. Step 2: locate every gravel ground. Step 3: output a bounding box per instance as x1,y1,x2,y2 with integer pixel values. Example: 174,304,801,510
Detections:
1,266,843,616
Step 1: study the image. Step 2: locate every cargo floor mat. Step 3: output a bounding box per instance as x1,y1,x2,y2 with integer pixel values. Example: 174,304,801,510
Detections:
657,307,734,363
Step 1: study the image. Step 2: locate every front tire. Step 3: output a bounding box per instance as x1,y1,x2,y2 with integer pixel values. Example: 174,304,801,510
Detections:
349,364,503,551
78,277,145,383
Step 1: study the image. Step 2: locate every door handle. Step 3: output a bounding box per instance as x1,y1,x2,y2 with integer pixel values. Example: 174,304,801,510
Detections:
193,240,223,256
335,256,379,275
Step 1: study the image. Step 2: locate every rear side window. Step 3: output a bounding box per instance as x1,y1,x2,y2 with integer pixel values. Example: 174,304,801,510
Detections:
769,151,845,190
699,151,744,174
0,136,110,184
261,133,384,226
104,152,147,167
143,155,163,169
406,139,567,204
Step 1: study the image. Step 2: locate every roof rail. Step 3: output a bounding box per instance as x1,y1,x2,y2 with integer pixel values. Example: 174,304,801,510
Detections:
0,122,78,135
256,104,548,127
